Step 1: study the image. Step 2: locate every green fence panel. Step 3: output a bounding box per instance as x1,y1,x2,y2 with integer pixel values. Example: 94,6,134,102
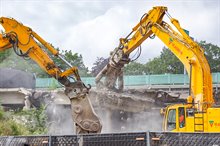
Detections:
170,74,189,84
218,73,220,83
36,78,60,88
36,72,220,88
81,77,96,86
124,75,147,86
212,73,217,84
212,73,220,84
149,74,169,85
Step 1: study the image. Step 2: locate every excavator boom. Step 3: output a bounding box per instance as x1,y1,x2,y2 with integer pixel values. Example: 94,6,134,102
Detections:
0,17,101,134
96,6,214,112
96,7,167,91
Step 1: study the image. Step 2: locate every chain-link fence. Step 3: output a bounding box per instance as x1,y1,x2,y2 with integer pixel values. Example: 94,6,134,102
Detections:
0,136,49,146
82,132,147,146
50,136,78,146
150,132,220,146
1,132,220,146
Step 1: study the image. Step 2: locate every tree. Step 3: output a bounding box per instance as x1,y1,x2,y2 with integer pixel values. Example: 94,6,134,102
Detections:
91,57,109,76
200,41,220,72
124,62,146,75
144,47,183,74
53,49,90,77
145,57,165,74
144,41,220,74
159,47,183,74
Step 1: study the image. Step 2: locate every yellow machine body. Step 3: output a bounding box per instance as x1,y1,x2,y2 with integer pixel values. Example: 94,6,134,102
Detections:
163,104,220,132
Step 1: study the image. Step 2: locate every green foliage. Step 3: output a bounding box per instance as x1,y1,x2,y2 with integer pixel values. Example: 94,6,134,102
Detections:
0,106,29,135
0,105,48,136
91,57,109,76
51,49,91,77
145,57,166,74
0,119,29,136
0,49,12,62
124,62,146,75
14,106,48,135
200,41,220,72
0,107,3,120
145,47,183,74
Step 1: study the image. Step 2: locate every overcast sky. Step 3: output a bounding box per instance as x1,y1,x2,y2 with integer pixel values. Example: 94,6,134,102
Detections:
0,0,219,69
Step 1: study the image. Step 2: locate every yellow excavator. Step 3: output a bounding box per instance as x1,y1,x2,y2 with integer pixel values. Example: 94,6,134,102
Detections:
1,6,219,133
0,17,102,134
96,6,220,132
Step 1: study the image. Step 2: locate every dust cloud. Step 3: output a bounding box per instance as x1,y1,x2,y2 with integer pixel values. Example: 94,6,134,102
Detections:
30,91,75,135
46,102,75,135
90,88,164,133
44,88,163,134
44,94,163,134
45,105,163,134
96,108,163,133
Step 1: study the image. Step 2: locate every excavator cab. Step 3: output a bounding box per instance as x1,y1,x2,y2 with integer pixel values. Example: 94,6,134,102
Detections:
163,105,187,132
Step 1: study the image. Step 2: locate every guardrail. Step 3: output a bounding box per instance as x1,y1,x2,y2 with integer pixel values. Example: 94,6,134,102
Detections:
0,132,220,146
36,72,220,88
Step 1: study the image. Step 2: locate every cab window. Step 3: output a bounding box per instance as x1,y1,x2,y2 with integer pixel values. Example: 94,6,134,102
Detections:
178,107,185,128
167,109,176,131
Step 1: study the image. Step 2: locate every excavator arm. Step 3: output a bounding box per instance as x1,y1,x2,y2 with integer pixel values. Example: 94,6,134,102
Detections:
0,17,101,134
151,17,213,111
96,6,214,112
96,7,167,91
